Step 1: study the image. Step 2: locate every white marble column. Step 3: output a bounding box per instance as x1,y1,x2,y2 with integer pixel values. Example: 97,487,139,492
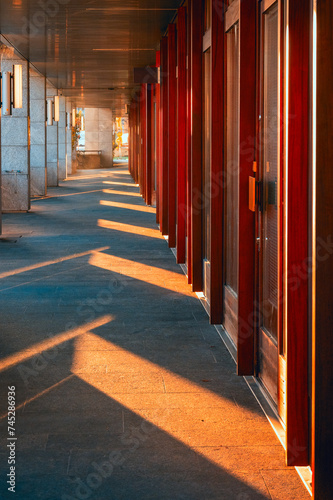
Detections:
66,100,73,175
1,48,30,211
29,66,46,196
46,82,58,187
58,96,66,180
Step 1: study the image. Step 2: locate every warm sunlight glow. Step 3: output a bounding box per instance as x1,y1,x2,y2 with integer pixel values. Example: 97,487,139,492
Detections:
69,174,112,181
100,200,155,214
0,316,113,373
0,247,110,280
103,181,137,187
45,189,104,198
103,189,140,197
89,251,192,296
312,0,317,343
73,333,264,482
97,220,161,239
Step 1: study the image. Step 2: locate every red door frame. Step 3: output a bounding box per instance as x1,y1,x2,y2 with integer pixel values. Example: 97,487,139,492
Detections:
191,0,204,292
160,36,169,235
186,0,193,284
313,0,333,494
236,0,256,374
286,0,310,467
155,51,161,222
209,0,224,324
177,6,187,264
146,84,152,206
168,23,177,248
140,84,147,201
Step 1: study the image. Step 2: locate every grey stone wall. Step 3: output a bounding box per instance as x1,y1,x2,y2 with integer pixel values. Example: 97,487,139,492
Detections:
46,82,58,187
58,96,66,180
85,108,113,168
30,66,46,196
66,100,73,175
1,50,30,211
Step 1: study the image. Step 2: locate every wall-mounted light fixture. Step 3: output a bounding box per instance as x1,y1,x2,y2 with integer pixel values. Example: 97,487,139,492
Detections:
46,96,61,126
0,64,23,116
66,112,72,130
72,108,76,127
81,115,85,132
13,65,23,109
54,95,60,122
46,98,54,126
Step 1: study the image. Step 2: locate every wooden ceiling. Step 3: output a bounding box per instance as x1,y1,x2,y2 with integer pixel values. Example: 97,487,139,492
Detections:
0,0,180,113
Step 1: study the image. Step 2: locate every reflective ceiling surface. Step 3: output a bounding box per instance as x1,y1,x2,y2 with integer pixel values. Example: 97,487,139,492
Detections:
0,0,180,113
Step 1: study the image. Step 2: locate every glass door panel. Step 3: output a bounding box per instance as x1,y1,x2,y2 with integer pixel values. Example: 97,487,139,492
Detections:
258,1,280,405
203,47,211,302
223,22,240,345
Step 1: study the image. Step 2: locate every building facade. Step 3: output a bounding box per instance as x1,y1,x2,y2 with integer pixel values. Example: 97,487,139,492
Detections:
128,1,333,497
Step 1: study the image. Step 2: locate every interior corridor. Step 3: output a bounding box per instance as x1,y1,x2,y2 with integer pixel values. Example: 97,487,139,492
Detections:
0,167,309,499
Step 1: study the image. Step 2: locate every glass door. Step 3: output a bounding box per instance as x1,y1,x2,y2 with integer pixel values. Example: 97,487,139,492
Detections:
202,0,212,303
223,15,240,345
257,0,283,411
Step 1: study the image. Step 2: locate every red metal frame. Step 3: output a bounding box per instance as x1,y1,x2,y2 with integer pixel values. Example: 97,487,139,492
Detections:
209,0,224,324
286,0,310,467
168,23,177,248
186,0,193,284
313,1,333,494
140,84,147,200
177,7,187,264
146,84,152,206
236,0,256,374
190,0,203,292
155,51,161,222
160,36,169,235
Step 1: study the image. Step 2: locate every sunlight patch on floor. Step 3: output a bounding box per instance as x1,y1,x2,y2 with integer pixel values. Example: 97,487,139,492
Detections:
72,332,266,483
0,316,113,374
103,189,141,197
98,219,161,239
0,247,110,280
100,200,155,214
103,181,137,187
89,251,192,295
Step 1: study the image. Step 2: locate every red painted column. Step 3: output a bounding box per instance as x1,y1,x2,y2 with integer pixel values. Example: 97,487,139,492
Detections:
155,51,161,222
186,0,193,284
146,84,152,206
191,0,203,292
168,23,177,248
209,0,225,324
176,7,187,264
313,1,333,495
133,98,138,184
160,36,169,235
236,0,256,374
286,0,310,467
140,84,147,200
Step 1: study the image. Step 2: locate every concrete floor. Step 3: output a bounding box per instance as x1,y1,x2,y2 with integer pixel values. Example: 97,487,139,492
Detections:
0,168,310,500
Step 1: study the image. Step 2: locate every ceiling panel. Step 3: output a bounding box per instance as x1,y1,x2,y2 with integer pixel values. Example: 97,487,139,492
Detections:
0,0,180,112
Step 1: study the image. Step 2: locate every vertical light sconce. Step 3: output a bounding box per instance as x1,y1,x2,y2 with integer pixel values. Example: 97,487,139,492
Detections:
72,108,76,127
67,112,72,130
0,64,23,116
81,115,85,131
13,64,23,109
2,72,12,116
47,98,53,126
54,95,60,122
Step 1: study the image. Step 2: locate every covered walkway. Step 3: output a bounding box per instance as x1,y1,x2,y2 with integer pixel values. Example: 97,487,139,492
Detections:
0,167,308,499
